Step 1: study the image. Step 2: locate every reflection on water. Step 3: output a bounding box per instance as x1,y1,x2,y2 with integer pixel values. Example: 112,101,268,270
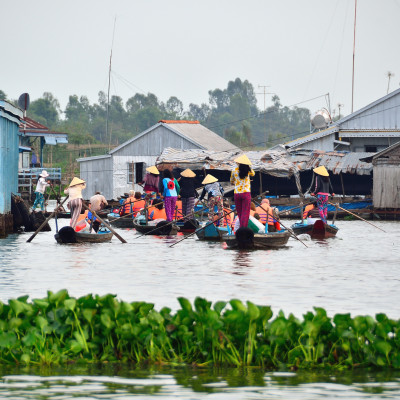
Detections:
1,208,400,398
1,366,400,399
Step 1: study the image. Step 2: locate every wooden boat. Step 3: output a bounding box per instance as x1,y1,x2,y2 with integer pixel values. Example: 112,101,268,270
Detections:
222,227,290,250
195,222,229,240
108,214,134,228
55,226,113,244
133,219,180,236
176,218,200,233
291,220,339,239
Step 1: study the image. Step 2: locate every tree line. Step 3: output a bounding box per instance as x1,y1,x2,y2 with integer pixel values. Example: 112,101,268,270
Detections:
1,78,311,155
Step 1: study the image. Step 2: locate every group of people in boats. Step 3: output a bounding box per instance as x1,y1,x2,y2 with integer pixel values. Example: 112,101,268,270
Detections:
33,155,335,234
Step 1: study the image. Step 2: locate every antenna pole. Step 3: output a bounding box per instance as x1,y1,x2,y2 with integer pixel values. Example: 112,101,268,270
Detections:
256,85,273,148
351,0,357,113
106,16,117,151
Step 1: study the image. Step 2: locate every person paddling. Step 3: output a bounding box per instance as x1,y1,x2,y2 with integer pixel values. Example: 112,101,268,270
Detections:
196,174,224,224
178,168,198,221
309,166,335,224
32,170,51,212
64,177,86,229
230,154,255,228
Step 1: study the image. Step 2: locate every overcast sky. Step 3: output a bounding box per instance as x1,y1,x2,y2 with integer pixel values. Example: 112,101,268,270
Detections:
2,0,399,119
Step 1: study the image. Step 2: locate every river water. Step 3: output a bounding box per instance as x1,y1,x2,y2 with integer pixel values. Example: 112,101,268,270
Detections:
0,207,399,399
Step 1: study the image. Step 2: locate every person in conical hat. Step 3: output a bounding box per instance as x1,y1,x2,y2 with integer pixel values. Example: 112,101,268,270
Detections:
196,174,224,223
309,165,335,224
230,153,255,228
160,169,180,222
177,169,198,220
64,177,87,229
32,171,52,212
142,166,161,199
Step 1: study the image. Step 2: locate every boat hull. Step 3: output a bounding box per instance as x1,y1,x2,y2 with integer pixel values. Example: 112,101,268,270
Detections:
223,230,290,250
195,223,229,240
291,220,338,239
133,221,179,235
55,226,113,243
108,215,134,228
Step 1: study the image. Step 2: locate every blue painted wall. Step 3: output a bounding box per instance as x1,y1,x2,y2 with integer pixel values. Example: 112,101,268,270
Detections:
0,101,23,214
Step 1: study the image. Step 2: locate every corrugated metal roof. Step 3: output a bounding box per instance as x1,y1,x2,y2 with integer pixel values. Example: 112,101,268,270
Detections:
156,148,373,177
166,122,238,151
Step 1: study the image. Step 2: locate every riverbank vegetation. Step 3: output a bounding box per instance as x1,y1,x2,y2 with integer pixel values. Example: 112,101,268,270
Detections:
0,290,398,369
1,78,311,164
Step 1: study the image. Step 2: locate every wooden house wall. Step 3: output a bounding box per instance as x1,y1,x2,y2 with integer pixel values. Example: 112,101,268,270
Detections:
372,164,400,208
79,157,113,200
0,115,19,213
114,126,202,157
112,155,157,199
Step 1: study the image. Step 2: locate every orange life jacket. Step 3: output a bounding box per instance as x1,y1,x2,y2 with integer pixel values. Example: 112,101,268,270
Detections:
148,206,167,220
77,209,89,223
255,205,275,225
303,204,315,219
120,196,136,215
132,199,146,216
220,208,234,227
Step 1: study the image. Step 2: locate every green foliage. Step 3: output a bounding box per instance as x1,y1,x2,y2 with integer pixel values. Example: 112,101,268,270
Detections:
0,291,399,370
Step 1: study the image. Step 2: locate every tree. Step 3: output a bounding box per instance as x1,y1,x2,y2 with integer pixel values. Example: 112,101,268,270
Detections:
0,90,7,100
165,96,184,118
29,92,60,128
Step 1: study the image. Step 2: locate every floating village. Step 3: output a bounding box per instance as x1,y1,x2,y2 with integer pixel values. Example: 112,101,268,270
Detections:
1,87,400,243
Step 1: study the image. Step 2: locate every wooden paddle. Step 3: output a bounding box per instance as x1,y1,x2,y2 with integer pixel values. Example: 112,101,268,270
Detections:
134,206,207,239
81,203,127,243
328,202,386,232
27,196,69,242
253,200,308,248
169,209,233,248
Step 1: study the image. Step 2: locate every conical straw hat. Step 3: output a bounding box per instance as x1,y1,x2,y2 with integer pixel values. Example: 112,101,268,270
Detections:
69,177,86,187
146,165,160,175
202,174,218,185
180,168,196,178
234,154,252,165
313,166,329,176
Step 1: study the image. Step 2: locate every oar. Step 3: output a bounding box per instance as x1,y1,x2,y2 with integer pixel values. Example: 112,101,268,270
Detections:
253,200,308,248
27,196,69,242
135,206,206,239
279,201,314,216
81,203,127,243
328,202,386,233
169,209,233,248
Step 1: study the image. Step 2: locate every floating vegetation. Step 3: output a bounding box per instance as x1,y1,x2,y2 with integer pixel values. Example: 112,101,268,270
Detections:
0,290,399,369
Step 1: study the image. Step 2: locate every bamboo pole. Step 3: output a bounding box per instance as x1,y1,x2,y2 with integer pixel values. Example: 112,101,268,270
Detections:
253,200,308,248
82,203,127,243
27,197,68,242
328,202,386,232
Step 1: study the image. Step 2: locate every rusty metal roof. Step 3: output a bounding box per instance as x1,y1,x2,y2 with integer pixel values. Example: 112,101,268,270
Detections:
156,148,373,177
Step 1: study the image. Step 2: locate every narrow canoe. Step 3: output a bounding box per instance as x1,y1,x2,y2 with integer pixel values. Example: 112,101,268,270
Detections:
133,220,180,236
108,214,134,228
55,226,113,244
222,229,290,250
291,220,339,239
195,223,229,240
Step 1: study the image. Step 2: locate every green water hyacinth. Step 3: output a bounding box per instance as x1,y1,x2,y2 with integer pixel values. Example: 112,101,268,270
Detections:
0,290,399,369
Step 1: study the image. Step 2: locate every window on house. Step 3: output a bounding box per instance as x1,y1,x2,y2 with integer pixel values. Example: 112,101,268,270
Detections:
365,146,377,153
127,162,145,184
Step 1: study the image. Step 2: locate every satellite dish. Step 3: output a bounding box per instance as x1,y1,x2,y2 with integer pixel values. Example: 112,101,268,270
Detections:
310,109,331,130
18,93,30,111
